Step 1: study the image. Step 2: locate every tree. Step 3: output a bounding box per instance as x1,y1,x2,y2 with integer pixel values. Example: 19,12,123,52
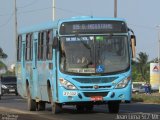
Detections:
0,48,7,59
149,57,160,63
0,47,7,70
136,52,149,82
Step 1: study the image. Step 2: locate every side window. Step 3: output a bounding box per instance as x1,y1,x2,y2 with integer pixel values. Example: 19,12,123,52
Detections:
30,34,33,60
38,32,41,60
17,35,22,61
38,32,44,60
25,33,32,61
38,31,50,60
25,34,29,60
46,30,53,60
43,32,47,60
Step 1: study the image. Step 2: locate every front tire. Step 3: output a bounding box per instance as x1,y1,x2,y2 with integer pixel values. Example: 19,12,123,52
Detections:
76,105,85,112
48,87,62,114
51,102,62,114
27,96,36,111
108,101,120,113
85,104,94,112
27,86,36,111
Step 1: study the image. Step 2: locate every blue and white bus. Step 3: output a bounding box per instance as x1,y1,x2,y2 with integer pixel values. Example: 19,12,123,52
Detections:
16,16,136,114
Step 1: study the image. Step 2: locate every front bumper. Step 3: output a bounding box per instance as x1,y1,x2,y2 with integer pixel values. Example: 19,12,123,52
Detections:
57,82,132,104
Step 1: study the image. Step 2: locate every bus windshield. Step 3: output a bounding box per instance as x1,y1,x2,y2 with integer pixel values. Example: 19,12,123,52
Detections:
60,36,129,75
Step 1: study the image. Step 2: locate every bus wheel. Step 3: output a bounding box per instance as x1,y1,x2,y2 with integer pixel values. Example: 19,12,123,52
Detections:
48,88,62,114
108,101,120,113
51,102,62,114
85,105,94,112
76,105,85,112
27,86,36,111
37,101,46,111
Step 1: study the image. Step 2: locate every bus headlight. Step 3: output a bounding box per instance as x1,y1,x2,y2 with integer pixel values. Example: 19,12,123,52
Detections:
115,77,131,89
59,78,77,90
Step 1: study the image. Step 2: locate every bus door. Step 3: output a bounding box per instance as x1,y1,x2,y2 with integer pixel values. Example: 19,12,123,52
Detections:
32,32,39,99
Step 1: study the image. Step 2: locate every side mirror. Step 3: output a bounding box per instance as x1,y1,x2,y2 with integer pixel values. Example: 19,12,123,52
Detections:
131,35,136,59
53,37,58,49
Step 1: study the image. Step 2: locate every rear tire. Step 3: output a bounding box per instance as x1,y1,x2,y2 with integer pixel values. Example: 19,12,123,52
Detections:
27,85,36,111
37,101,46,111
108,101,120,113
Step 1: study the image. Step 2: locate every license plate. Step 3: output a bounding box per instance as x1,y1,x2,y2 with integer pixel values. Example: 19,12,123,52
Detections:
91,96,103,101
63,91,77,96
9,89,15,92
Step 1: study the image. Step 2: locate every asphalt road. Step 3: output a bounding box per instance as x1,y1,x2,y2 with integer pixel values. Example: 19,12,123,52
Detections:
0,94,160,120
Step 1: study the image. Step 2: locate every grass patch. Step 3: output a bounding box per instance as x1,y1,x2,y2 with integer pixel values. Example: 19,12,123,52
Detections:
132,93,160,103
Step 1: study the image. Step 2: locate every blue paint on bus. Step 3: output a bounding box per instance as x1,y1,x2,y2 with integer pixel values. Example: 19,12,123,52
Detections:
16,16,135,113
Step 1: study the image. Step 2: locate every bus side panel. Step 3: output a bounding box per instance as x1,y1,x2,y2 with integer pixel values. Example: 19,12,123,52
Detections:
22,38,28,98
32,33,41,100
37,61,50,101
52,31,58,103
16,63,23,96
39,30,58,102
17,35,27,98
25,62,33,97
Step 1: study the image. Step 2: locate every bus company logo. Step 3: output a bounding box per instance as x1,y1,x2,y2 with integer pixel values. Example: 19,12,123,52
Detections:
93,85,99,89
153,65,160,72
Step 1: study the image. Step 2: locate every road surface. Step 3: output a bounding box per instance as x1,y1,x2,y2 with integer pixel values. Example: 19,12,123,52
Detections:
0,95,160,120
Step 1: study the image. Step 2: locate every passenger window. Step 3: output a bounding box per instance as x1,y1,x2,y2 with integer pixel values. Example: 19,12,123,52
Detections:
38,32,44,60
38,32,42,60
43,32,47,60
25,33,32,61
38,31,47,60
46,30,53,60
17,35,22,61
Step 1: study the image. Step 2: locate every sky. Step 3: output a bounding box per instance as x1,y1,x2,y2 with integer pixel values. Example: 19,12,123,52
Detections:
0,0,160,66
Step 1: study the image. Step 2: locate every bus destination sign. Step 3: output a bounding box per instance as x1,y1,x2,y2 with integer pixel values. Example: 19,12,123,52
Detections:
60,21,127,35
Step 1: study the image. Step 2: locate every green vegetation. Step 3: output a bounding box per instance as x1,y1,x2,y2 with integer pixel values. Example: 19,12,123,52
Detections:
131,52,160,104
0,60,7,70
0,47,15,76
132,93,160,103
132,52,152,83
0,47,8,70
1,70,15,76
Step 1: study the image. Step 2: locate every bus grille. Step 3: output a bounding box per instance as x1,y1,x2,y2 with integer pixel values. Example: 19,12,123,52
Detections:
83,92,108,97
73,77,118,84
80,86,111,89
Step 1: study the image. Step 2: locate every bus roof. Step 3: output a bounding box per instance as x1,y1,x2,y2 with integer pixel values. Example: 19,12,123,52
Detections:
59,16,126,23
18,16,127,34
